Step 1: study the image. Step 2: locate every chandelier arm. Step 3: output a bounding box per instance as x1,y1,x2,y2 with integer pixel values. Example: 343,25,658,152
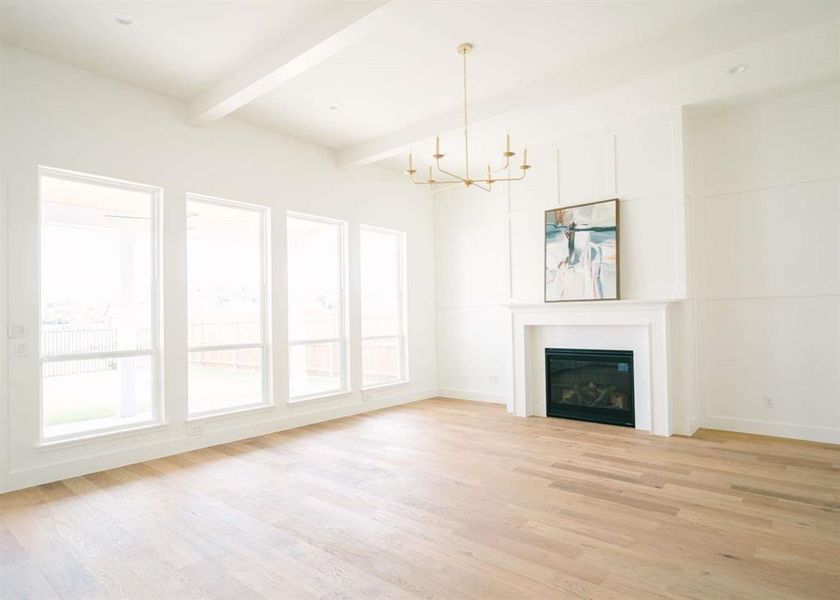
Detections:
411,178,463,185
490,155,512,175
487,170,529,183
408,171,462,185
435,158,469,183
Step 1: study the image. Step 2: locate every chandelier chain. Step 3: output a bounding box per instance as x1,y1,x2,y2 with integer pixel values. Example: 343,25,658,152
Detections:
463,47,469,179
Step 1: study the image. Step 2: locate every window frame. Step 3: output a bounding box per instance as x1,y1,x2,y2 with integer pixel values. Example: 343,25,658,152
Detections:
286,211,350,402
360,224,409,390
37,165,164,444
185,193,272,419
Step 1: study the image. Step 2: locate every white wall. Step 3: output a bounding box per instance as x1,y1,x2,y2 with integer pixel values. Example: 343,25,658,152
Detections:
689,84,840,444
435,86,839,445
435,111,690,407
0,45,437,492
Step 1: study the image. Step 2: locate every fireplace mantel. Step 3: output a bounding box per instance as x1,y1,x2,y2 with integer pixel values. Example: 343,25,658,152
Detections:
504,299,682,436
504,299,680,311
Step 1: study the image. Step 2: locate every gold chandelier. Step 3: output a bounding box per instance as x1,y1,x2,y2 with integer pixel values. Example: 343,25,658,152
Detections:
405,42,531,192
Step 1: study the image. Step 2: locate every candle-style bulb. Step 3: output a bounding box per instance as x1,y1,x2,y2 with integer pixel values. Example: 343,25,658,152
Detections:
435,136,440,154
520,146,532,171
503,133,515,158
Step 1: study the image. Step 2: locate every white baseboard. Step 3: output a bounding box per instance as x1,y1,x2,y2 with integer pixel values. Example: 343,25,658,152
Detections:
703,415,839,445
438,387,509,405
688,415,701,436
1,388,437,494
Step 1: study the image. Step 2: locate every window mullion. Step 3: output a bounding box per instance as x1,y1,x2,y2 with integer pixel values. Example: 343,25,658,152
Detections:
188,342,263,353
41,349,155,363
288,337,343,346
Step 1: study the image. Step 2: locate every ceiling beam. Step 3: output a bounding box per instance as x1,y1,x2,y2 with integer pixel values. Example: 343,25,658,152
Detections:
187,1,391,125
336,2,831,168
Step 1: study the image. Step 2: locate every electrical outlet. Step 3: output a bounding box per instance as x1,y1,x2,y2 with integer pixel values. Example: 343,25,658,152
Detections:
11,341,27,357
187,422,204,436
763,396,774,409
489,375,500,384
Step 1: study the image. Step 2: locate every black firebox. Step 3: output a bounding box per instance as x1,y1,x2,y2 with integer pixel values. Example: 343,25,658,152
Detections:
545,348,634,427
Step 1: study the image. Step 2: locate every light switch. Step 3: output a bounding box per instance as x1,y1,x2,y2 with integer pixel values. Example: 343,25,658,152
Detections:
8,324,25,339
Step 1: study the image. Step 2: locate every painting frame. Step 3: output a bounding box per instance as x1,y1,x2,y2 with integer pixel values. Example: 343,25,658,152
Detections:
544,198,620,303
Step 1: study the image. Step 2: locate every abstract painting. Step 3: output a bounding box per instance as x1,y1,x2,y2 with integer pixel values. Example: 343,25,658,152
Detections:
545,199,619,302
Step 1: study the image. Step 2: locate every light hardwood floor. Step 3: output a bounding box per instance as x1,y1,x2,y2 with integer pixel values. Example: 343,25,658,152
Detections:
1,398,839,599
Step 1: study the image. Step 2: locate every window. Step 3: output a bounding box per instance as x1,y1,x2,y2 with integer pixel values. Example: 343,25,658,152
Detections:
287,213,348,399
186,195,270,416
361,226,407,388
39,167,161,441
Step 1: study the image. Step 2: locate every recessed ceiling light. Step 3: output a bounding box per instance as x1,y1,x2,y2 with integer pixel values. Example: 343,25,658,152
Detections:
113,11,133,25
328,104,340,111
725,64,749,75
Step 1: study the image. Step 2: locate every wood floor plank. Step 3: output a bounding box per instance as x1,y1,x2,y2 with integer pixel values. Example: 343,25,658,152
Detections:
1,399,838,599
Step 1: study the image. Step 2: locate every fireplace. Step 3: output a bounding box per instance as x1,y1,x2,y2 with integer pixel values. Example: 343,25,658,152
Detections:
545,348,635,427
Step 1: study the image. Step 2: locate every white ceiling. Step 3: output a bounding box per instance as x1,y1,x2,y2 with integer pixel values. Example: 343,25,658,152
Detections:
2,0,838,168
0,0,338,97
235,1,723,147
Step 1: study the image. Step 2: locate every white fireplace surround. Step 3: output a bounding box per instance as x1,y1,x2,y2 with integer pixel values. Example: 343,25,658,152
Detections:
507,300,679,436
